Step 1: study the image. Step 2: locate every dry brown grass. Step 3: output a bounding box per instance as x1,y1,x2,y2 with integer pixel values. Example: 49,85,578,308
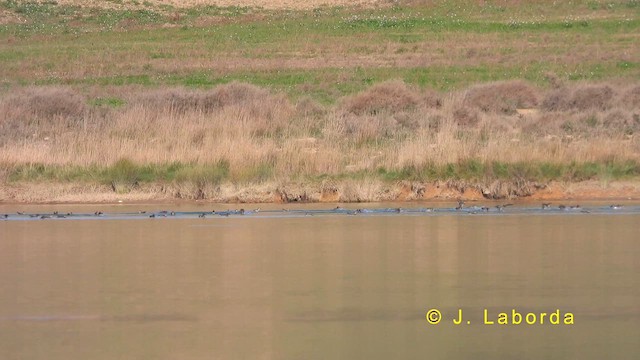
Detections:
622,86,640,110
340,80,421,115
0,86,88,146
1,81,639,184
542,84,616,112
463,80,539,114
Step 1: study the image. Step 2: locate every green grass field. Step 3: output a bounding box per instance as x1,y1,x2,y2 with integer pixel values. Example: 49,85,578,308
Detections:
2,0,639,98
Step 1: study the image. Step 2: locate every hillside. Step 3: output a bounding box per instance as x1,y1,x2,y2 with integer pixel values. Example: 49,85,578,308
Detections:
0,0,639,203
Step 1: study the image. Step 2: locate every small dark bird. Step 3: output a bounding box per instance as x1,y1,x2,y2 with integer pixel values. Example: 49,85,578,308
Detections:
53,211,59,215
198,213,206,218
170,211,176,216
2,214,8,219
610,204,623,210
455,200,465,210
95,211,103,216
542,203,551,209
149,214,156,218
40,215,51,219
17,212,24,215
559,205,566,210
481,206,490,212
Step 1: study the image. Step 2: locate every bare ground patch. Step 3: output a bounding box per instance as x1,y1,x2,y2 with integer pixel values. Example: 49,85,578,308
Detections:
4,179,640,204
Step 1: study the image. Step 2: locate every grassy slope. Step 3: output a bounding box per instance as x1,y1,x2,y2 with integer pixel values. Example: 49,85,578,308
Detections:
0,0,639,200
1,1,639,98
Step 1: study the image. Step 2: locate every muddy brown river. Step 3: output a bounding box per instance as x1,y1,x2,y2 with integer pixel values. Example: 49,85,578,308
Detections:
1,203,638,359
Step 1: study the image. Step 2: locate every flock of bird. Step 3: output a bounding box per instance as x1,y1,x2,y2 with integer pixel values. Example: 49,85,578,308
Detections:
0,202,633,221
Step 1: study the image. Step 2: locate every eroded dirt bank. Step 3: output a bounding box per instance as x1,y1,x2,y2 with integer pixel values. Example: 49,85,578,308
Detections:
2,180,639,204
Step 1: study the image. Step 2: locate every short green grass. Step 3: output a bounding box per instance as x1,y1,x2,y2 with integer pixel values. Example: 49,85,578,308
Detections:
8,159,639,185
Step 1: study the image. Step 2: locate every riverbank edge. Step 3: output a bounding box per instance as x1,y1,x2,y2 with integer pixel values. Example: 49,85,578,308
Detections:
2,179,639,204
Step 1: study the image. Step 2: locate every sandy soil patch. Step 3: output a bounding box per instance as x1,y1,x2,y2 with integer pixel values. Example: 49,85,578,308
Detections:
3,180,640,204
52,0,380,10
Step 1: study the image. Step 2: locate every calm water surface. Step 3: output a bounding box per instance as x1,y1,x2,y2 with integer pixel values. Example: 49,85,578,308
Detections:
0,203,639,359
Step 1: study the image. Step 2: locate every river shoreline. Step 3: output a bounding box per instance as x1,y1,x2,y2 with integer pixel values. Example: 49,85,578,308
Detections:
2,179,639,205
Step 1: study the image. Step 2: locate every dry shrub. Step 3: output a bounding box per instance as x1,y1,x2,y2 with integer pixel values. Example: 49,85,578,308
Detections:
453,107,479,127
521,112,574,136
621,86,640,110
602,110,640,134
342,114,398,143
213,81,271,107
394,112,420,130
0,87,87,144
571,85,615,111
542,84,615,112
540,89,571,112
136,81,284,114
136,88,203,113
134,82,293,136
421,88,443,109
0,86,86,121
295,96,326,117
543,71,564,89
463,81,539,114
341,80,419,115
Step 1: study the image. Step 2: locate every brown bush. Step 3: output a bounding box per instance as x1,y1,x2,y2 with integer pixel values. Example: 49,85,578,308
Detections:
602,110,640,134
543,71,564,89
0,87,88,145
136,82,274,114
342,114,398,143
295,97,326,117
0,86,86,122
621,86,640,110
421,89,443,109
136,88,201,113
541,88,571,112
341,80,419,115
570,85,614,111
453,107,479,127
542,84,615,112
211,81,271,107
463,81,539,114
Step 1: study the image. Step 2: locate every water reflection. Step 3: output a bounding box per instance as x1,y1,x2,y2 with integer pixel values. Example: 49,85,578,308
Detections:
0,206,638,359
